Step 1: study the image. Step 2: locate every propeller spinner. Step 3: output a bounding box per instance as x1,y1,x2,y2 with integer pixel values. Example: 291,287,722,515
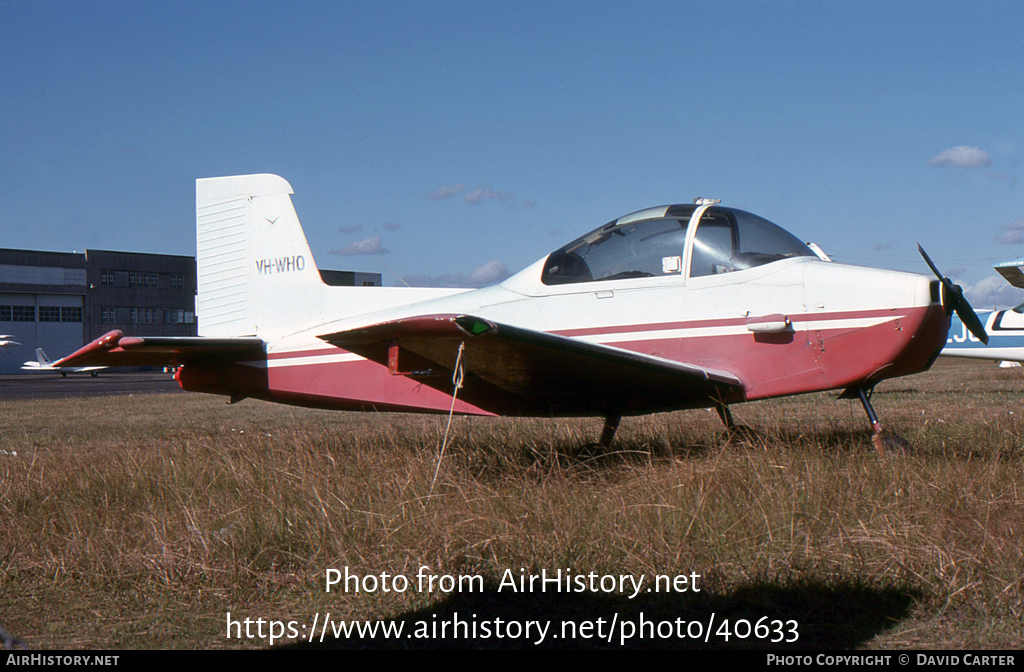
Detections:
917,244,988,345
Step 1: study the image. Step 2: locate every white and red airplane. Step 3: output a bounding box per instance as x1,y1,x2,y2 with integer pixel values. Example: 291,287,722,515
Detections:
56,174,986,450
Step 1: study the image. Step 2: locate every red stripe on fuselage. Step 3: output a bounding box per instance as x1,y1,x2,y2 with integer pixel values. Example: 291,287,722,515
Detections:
265,347,344,361
551,307,912,338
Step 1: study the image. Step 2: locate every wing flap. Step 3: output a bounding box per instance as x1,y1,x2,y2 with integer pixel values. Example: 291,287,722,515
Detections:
55,330,265,368
320,314,746,417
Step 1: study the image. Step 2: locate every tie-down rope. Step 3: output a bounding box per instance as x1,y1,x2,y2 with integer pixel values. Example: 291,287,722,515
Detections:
430,341,465,494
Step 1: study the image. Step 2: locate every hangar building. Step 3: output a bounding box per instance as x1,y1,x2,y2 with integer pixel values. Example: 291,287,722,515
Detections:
0,247,380,375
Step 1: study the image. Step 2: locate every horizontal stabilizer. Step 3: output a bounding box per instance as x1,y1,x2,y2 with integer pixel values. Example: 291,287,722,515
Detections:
55,330,265,368
320,314,745,417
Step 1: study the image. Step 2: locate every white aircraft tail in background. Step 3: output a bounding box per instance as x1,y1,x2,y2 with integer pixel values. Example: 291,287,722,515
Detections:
22,348,104,377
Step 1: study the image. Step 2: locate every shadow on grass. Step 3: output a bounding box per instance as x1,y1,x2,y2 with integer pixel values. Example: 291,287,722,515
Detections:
450,428,881,482
451,437,725,481
286,578,921,650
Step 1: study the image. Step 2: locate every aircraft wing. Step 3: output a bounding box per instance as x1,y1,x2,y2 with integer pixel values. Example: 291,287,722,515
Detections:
54,330,265,368
319,314,746,417
994,259,1024,289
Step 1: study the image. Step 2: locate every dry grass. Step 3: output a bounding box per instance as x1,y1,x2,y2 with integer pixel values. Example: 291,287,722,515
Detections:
0,359,1021,649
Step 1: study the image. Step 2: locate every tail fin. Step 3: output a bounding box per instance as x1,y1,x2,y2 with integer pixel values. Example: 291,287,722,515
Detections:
196,174,325,338
35,348,49,365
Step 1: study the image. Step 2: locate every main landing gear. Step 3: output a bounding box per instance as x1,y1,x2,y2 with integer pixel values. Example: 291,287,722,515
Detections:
599,414,621,448
599,388,909,453
840,385,912,454
713,401,760,443
710,389,910,454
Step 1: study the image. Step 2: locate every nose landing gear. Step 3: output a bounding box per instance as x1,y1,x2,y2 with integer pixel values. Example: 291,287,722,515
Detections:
841,385,912,454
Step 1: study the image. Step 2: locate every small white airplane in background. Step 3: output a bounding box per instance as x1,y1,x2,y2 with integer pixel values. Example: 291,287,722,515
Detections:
0,335,21,348
56,174,986,451
941,258,1024,364
23,348,104,377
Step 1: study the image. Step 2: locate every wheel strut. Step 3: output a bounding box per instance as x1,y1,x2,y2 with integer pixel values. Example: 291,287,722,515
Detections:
714,402,736,431
714,402,759,443
845,386,912,454
855,387,883,435
599,414,621,447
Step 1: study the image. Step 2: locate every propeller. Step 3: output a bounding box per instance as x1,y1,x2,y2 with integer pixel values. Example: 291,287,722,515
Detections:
917,244,988,345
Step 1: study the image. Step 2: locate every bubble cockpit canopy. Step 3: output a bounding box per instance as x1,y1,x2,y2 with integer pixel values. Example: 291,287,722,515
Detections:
541,204,817,286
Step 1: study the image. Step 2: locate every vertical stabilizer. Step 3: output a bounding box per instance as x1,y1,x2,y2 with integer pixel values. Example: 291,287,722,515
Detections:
196,174,325,338
35,348,50,365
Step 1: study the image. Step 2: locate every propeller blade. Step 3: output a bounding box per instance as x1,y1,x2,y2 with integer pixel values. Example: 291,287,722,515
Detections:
947,284,989,345
917,244,944,281
917,243,989,345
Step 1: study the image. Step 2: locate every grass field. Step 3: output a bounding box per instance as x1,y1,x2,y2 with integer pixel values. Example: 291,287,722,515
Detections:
1,359,1021,649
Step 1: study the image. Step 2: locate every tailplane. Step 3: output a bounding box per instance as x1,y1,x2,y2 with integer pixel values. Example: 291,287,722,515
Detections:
196,174,325,338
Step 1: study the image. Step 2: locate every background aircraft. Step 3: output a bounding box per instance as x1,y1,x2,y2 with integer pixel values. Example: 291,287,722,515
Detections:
0,335,21,349
942,259,1024,364
56,174,986,450
23,348,104,377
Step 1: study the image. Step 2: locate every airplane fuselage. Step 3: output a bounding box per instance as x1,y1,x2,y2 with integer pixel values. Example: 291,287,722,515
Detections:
179,257,948,416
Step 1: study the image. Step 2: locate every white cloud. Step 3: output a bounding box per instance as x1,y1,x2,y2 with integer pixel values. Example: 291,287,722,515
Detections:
997,220,1024,244
403,259,510,288
429,182,533,207
928,146,992,168
965,274,1024,309
468,259,509,285
427,184,465,200
329,235,389,255
464,186,516,206
402,272,469,288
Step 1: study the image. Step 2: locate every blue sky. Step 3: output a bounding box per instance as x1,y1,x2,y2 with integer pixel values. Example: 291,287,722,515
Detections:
2,1,1023,305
